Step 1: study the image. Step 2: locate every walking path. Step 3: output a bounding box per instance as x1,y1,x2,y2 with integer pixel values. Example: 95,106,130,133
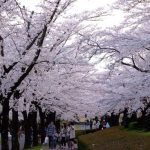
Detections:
42,147,70,150
0,134,78,150
42,145,78,150
0,145,76,150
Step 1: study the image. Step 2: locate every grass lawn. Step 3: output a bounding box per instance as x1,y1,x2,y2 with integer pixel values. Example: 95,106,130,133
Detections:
78,127,150,150
25,145,42,150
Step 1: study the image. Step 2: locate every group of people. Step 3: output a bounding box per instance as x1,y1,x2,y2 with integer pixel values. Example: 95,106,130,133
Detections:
89,118,110,130
45,121,77,150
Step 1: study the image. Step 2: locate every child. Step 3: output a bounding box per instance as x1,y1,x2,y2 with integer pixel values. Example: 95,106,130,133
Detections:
56,131,61,149
74,139,78,150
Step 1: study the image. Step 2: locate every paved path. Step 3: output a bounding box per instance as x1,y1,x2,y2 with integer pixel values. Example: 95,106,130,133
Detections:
0,135,78,150
42,145,78,150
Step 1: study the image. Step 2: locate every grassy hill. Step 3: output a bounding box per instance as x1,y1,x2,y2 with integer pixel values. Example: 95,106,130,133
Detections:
78,127,150,150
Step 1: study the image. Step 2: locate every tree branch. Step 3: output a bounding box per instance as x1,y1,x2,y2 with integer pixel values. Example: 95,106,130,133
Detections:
0,35,4,57
121,57,150,73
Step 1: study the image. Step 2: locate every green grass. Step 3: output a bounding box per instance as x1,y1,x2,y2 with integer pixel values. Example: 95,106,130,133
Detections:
25,145,42,150
76,130,87,138
78,126,150,150
78,138,89,150
122,127,150,136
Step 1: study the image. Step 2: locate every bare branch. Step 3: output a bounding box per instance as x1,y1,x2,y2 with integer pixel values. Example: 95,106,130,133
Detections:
121,57,150,73
0,35,4,57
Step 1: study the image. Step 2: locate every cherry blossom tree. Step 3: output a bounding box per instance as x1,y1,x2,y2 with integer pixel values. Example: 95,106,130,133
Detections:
0,0,109,149
67,0,150,121
1,0,150,149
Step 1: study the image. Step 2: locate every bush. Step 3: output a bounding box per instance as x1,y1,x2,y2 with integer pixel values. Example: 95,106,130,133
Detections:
78,139,89,150
128,122,138,130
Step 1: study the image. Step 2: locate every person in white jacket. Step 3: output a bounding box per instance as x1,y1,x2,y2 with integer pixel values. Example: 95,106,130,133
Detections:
119,113,124,126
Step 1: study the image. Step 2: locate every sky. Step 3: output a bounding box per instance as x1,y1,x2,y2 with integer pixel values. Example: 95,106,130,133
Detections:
19,0,124,74
21,0,117,11
20,0,124,28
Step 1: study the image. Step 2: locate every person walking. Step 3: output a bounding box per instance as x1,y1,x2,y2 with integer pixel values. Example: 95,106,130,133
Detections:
70,124,75,150
102,119,106,130
92,119,96,130
60,125,67,149
18,126,25,150
119,112,124,126
66,124,71,148
96,120,100,130
46,121,56,149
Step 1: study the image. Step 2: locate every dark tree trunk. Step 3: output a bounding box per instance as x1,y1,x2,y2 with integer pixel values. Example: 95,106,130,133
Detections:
1,98,9,150
22,111,31,149
123,108,129,128
145,113,150,130
142,103,150,129
12,109,19,150
32,111,38,146
0,114,2,133
38,107,45,144
131,111,137,122
46,111,56,124
55,119,60,132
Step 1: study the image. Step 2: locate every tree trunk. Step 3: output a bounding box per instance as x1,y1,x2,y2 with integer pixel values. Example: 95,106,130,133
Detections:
55,119,60,132
0,114,2,133
38,107,45,144
12,109,19,150
46,111,56,124
1,99,9,150
22,111,31,149
32,111,38,146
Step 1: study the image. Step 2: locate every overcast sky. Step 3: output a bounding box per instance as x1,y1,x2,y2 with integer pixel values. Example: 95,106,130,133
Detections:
19,0,124,73
20,0,124,28
21,0,117,11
